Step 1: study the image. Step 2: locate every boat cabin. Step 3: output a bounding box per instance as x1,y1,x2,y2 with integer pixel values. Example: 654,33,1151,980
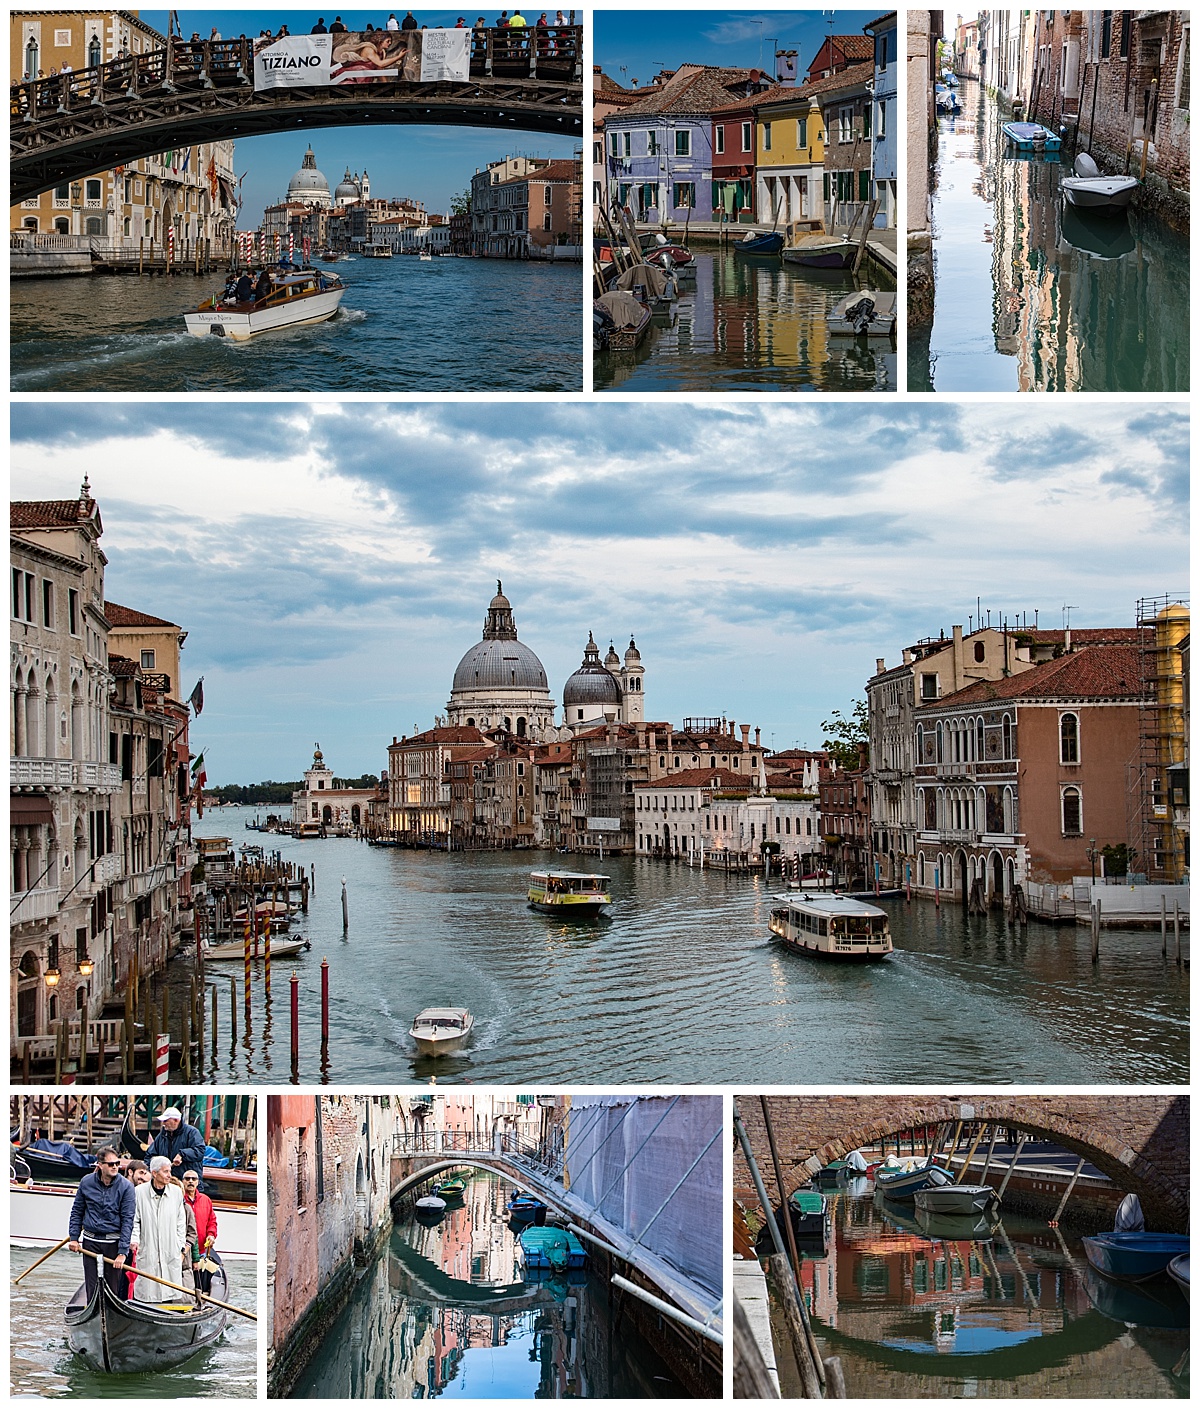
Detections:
769,892,893,960
530,871,610,896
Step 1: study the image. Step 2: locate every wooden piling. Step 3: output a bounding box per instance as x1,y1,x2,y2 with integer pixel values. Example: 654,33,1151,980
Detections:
290,971,300,1079
732,1296,780,1399
182,1002,191,1083
229,976,237,1042
321,959,329,1048
1091,898,1100,963
766,1253,822,1399
996,1132,1028,1199
211,984,219,1057
1050,1155,1087,1225
1161,893,1168,956
1173,899,1181,967
96,1035,106,1084
955,1123,987,1184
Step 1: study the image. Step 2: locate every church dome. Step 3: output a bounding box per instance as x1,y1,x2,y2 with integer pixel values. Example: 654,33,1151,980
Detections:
604,642,621,668
287,146,331,206
450,581,548,692
334,168,361,202
564,633,622,707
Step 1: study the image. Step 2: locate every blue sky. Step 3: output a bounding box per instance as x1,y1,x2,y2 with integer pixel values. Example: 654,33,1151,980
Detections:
140,11,579,217
10,402,1188,784
593,9,881,87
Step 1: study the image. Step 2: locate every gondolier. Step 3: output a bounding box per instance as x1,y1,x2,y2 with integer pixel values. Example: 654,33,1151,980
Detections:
147,1107,206,1181
129,1158,188,1304
67,1146,134,1302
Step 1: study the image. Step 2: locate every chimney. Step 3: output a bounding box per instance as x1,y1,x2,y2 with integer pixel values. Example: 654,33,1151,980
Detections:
754,726,761,748
636,722,646,749
740,723,750,750
666,728,673,752
876,657,886,674
729,719,736,741
902,648,912,665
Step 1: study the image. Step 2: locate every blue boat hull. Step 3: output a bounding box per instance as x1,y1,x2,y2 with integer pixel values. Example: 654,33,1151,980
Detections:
1082,1232,1190,1281
873,1164,947,1202
735,232,784,255
1002,121,1062,153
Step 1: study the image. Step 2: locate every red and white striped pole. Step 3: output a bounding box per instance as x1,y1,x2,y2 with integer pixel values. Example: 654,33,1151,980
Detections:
288,231,294,263
154,1033,169,1084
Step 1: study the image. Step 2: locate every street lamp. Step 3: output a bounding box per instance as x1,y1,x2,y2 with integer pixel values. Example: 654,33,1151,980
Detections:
78,957,94,977
1086,837,1099,885
44,967,61,988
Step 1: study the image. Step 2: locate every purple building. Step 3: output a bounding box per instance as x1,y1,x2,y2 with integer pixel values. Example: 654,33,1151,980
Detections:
604,65,770,225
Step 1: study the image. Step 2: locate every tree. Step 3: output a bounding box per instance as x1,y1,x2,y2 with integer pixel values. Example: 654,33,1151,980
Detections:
821,700,869,771
450,188,471,215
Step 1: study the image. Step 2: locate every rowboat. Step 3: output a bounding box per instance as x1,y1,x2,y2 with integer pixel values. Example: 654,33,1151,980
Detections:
184,270,346,341
913,1182,1001,1217
415,1194,447,1220
12,1139,93,1181
408,1007,474,1057
527,871,612,917
735,230,784,255
593,291,652,353
1167,1253,1189,1301
1060,151,1139,214
65,1260,229,1373
200,935,311,961
507,1194,547,1224
1001,120,1062,154
782,235,857,270
518,1226,587,1272
1081,1231,1190,1282
768,892,893,961
787,1188,828,1237
435,1176,467,1201
874,1158,952,1202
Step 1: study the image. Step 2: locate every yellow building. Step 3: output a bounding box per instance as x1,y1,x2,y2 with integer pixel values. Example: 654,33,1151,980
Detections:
754,87,825,227
11,10,236,252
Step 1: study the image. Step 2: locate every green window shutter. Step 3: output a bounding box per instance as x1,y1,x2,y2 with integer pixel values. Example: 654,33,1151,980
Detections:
858,168,869,201
823,172,830,201
862,109,870,139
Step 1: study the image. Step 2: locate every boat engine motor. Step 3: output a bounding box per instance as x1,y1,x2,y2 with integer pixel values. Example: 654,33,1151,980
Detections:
843,295,878,335
1074,151,1101,179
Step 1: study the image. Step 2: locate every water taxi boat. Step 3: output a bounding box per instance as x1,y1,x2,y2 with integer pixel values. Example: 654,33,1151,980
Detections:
184,269,345,341
419,250,434,261
768,892,892,961
408,1007,474,1057
528,870,612,917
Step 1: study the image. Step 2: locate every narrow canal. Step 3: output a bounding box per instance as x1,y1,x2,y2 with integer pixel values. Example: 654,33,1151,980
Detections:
773,1184,1189,1398
7,1245,257,1398
10,255,581,393
189,809,1188,1085
595,247,896,391
291,1169,689,1399
912,77,1190,392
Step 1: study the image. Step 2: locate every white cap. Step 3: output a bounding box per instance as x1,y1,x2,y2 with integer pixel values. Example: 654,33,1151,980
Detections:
160,1107,183,1122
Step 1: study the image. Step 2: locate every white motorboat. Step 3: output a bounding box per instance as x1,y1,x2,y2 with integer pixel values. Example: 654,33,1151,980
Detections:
184,269,345,341
200,935,311,961
913,1183,1002,1217
1060,152,1139,213
419,250,433,261
362,242,394,258
528,871,612,917
782,234,857,269
768,892,893,961
415,1194,447,1213
828,290,896,337
409,1007,474,1057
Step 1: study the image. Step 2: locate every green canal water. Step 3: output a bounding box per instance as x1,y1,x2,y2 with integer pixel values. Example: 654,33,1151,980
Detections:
191,809,1188,1085
291,1170,689,1399
772,1182,1189,1398
912,77,1189,392
8,1244,257,1398
595,248,896,392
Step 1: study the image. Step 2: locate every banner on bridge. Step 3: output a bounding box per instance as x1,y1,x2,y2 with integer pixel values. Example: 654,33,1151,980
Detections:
254,31,471,90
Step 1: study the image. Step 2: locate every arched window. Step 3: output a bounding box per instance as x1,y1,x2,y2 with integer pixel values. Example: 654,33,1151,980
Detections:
25,38,38,79
973,640,985,663
88,35,102,67
1003,786,1014,834
1060,712,1079,764
1061,786,1082,836
22,217,38,231
935,721,943,763
518,806,525,824
1002,714,1012,760
976,717,984,761
916,724,923,761
917,852,925,885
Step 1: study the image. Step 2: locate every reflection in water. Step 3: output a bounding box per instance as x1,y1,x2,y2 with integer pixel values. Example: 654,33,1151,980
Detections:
915,77,1189,391
776,1186,1189,1398
192,809,1188,1085
596,250,896,391
293,1173,686,1398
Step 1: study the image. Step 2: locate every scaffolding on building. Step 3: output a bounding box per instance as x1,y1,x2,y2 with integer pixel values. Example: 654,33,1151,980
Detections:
1128,595,1189,883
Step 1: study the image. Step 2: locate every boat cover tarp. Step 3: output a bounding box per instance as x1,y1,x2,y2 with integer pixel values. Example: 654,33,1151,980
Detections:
790,1190,825,1215
562,1094,721,1298
1114,1193,1145,1232
614,263,670,298
594,290,646,329
846,1150,869,1171
202,1146,232,1168
26,1139,93,1168
520,1227,578,1269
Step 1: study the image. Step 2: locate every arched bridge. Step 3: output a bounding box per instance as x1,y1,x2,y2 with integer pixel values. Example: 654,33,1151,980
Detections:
735,1095,1188,1229
389,1149,570,1216
11,31,583,202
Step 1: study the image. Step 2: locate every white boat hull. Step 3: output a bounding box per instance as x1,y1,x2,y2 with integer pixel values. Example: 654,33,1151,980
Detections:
10,1180,258,1258
410,1030,471,1057
1061,176,1139,213
184,287,345,341
913,1184,1000,1216
201,937,310,961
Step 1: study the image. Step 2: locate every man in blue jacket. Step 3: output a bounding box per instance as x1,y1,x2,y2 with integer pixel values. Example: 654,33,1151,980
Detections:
68,1146,135,1300
147,1107,206,1181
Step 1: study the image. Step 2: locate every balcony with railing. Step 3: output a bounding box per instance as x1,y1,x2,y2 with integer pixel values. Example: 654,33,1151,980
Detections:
11,757,73,789
10,886,60,926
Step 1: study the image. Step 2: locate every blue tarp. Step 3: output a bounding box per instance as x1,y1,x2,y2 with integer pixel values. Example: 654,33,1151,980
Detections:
202,1145,232,1167
27,1138,94,1168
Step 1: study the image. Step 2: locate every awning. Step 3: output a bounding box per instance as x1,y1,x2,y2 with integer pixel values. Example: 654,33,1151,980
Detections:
12,795,54,826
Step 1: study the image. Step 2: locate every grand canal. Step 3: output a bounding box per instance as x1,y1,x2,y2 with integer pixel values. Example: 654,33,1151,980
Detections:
912,77,1190,392
772,1182,1189,1399
292,1169,689,1399
191,809,1187,1085
595,248,896,391
8,1245,257,1398
10,255,582,392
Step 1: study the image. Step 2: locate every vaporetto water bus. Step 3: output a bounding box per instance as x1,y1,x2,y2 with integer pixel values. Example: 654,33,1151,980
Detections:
768,891,893,962
527,871,611,917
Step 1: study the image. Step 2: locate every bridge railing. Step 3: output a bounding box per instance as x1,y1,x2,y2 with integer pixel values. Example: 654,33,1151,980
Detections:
11,28,582,124
390,1129,553,1164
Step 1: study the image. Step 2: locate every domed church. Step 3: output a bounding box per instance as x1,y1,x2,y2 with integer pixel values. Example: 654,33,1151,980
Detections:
562,633,645,733
285,146,332,208
446,583,557,740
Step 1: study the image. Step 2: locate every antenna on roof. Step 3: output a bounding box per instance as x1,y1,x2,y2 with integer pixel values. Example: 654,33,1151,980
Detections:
823,9,835,37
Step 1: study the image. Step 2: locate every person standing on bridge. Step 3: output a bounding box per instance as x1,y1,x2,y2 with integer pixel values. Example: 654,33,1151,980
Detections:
312,17,328,32
330,16,347,33
400,12,418,30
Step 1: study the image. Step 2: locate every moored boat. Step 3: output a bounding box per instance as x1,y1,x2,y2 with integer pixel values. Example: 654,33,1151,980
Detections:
1081,1231,1190,1282
1167,1253,1189,1300
787,1188,828,1237
1001,120,1062,153
913,1182,1001,1217
1060,151,1139,214
914,1206,1000,1242
518,1226,587,1272
65,1261,230,1374
768,892,893,961
13,1139,93,1182
408,1007,474,1057
735,229,785,255
874,1158,952,1202
507,1193,547,1224
593,291,652,353
184,269,346,341
781,234,857,270
435,1176,467,1201
828,291,896,337
415,1194,447,1220
200,935,310,961
527,870,612,917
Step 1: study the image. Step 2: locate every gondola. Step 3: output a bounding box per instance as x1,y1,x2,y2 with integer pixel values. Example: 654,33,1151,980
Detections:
13,1139,94,1182
65,1261,229,1373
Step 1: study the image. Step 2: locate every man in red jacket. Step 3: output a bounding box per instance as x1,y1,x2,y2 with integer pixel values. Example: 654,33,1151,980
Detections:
180,1169,218,1291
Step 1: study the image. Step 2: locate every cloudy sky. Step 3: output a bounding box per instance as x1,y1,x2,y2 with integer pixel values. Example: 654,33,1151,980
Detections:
139,10,578,217
11,401,1188,784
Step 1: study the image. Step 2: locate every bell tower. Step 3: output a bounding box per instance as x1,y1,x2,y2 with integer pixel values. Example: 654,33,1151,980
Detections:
620,638,645,723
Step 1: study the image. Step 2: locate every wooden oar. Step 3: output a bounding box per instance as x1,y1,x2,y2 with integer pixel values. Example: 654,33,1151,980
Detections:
13,1235,70,1284
96,1256,257,1318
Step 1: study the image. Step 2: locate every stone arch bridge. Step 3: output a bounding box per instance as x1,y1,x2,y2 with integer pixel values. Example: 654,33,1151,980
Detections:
11,31,582,202
389,1147,570,1217
735,1094,1188,1229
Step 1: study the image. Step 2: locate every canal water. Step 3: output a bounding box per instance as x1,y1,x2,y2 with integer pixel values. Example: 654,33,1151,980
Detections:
9,254,582,393
913,77,1190,392
191,809,1187,1085
292,1170,688,1399
772,1183,1189,1398
595,248,896,392
8,1244,257,1398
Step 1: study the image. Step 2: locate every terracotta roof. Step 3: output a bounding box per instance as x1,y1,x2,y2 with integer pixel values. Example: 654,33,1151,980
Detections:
862,12,897,32
615,65,762,119
827,34,874,61
636,767,751,789
11,497,98,529
106,601,180,629
392,726,490,747
593,65,638,97
1021,627,1142,646
108,653,138,678
798,66,872,101
711,82,812,115
526,159,580,182
923,646,1148,709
